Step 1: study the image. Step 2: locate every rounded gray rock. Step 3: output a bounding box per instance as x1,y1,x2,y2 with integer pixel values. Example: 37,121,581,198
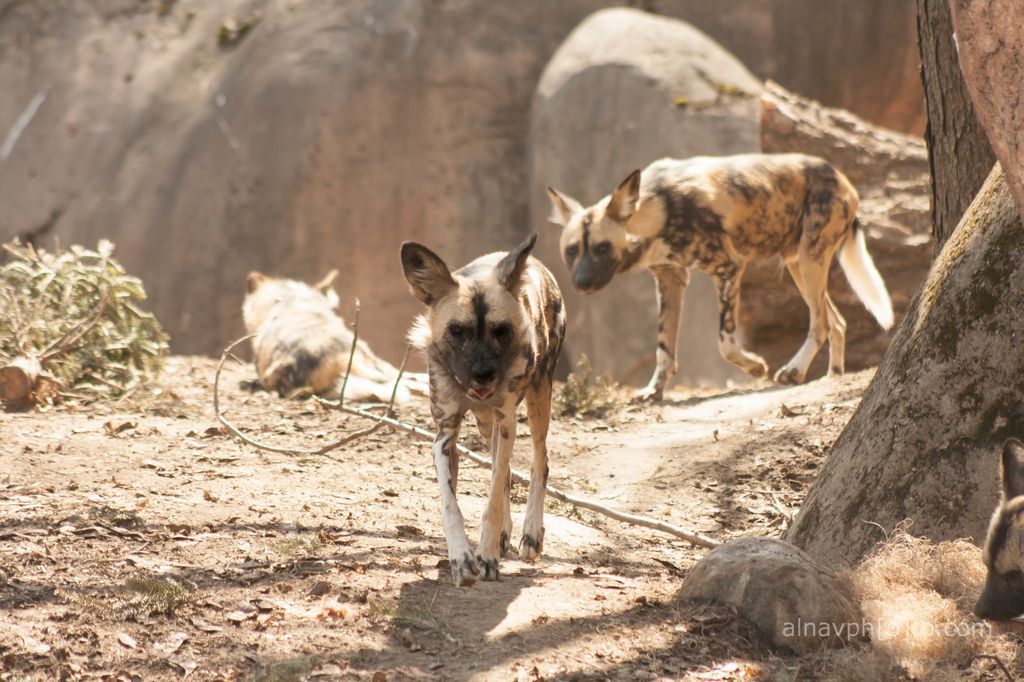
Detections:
679,537,867,653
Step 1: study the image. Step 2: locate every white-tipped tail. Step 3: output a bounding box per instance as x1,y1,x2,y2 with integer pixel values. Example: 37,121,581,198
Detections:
838,225,894,330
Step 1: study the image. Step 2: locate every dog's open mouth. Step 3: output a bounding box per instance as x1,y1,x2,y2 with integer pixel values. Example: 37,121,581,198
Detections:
468,386,495,401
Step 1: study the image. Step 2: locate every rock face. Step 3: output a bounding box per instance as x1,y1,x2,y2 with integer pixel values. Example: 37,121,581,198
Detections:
0,1,924,364
656,0,924,134
0,0,610,359
679,537,867,654
529,8,763,388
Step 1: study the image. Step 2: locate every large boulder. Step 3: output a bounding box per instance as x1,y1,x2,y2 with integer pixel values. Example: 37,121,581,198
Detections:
679,537,867,654
529,8,763,387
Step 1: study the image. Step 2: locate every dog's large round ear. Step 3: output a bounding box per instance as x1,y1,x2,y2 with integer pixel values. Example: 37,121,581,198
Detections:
1002,438,1024,500
401,242,456,306
547,187,583,227
607,169,641,222
496,232,537,291
246,271,267,294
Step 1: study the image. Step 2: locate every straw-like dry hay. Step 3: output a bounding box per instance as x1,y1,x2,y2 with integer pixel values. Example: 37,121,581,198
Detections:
818,530,1021,680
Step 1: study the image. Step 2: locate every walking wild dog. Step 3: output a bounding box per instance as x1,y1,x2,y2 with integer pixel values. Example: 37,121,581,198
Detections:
243,270,425,402
401,233,565,586
547,153,894,400
976,438,1024,620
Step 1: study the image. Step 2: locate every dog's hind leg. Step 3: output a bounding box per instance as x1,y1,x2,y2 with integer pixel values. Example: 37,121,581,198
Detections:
520,380,552,561
637,266,690,402
477,401,517,580
431,411,478,586
711,262,769,378
774,256,830,384
823,292,846,376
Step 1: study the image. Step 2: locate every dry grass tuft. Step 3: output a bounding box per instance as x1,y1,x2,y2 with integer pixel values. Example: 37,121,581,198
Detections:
815,530,1021,681
555,354,621,418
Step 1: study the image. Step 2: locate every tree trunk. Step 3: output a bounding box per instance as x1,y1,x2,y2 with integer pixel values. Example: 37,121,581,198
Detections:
916,0,995,252
787,164,1023,565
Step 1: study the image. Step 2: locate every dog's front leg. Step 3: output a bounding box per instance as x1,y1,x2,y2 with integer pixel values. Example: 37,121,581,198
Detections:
431,414,478,587
476,402,517,580
636,266,689,401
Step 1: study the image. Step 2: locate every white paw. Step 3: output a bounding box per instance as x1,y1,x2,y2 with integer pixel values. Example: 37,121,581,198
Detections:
773,365,804,385
632,386,663,403
519,529,544,562
448,549,480,587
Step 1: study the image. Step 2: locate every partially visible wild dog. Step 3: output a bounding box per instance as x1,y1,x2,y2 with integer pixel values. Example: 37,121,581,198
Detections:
401,233,565,586
547,153,894,400
976,438,1024,620
243,270,426,402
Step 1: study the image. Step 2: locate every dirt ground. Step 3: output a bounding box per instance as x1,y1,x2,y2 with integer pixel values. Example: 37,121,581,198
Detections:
0,357,875,681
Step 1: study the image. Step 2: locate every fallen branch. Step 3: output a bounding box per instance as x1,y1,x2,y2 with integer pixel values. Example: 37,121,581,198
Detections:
335,404,720,549
0,288,111,408
39,287,111,362
213,328,407,457
215,315,717,549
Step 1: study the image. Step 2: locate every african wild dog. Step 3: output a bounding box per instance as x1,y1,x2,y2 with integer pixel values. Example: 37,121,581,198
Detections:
401,233,565,586
547,153,894,400
243,270,425,402
976,438,1024,620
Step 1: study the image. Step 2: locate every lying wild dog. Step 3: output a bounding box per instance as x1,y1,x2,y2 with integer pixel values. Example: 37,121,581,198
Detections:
976,438,1024,620
243,270,426,402
401,233,565,586
547,153,894,400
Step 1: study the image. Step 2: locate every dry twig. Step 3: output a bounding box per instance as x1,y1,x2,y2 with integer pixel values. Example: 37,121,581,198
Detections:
969,655,1014,682
336,404,719,549
214,310,717,548
213,309,409,458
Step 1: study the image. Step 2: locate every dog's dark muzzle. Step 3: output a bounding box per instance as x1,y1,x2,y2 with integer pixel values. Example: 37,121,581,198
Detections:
572,255,616,294
974,570,1024,620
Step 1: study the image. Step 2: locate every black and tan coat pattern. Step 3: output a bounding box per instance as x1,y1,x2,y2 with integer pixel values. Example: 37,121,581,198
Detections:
548,153,894,399
976,438,1024,620
401,233,565,586
243,270,424,402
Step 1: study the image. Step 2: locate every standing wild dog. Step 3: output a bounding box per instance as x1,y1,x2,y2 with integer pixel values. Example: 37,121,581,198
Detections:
401,233,565,586
547,153,894,400
976,438,1024,620
243,270,425,402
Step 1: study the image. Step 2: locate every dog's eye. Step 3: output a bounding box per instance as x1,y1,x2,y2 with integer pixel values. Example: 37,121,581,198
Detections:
593,241,613,257
564,244,579,262
447,323,467,340
492,322,512,339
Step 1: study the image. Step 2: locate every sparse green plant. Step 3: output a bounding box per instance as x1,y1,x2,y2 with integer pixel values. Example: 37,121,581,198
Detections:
555,354,620,418
0,239,168,408
265,534,322,558
121,575,192,618
88,505,144,529
57,574,192,620
394,603,455,642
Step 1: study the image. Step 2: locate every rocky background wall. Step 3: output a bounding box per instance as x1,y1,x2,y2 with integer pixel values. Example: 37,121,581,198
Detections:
0,0,926,387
